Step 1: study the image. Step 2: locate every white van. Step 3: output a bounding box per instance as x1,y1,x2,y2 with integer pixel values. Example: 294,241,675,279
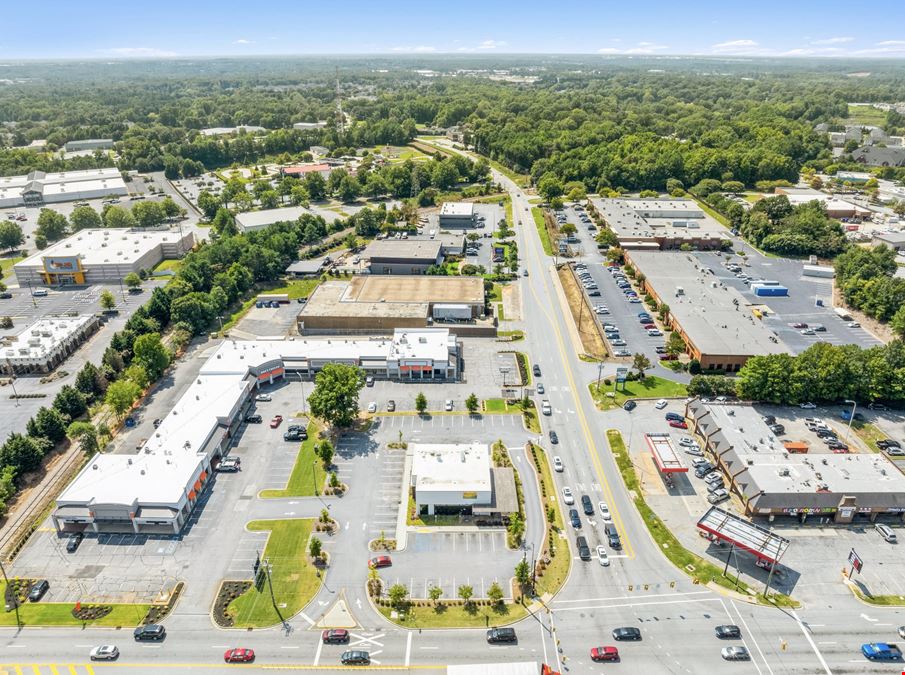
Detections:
876,523,897,543
32,288,48,297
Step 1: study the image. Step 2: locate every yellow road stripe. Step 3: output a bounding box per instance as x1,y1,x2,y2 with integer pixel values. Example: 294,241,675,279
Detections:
50,667,59,675
68,667,77,675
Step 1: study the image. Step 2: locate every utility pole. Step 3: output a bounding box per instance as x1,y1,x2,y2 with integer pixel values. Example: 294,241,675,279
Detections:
5,359,19,406
0,559,22,629
844,399,857,445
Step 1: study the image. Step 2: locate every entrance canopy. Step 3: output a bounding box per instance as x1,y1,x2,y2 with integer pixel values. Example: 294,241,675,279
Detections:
697,506,790,564
645,433,687,473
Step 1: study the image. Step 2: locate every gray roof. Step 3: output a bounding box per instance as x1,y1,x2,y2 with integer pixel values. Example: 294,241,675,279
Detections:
363,239,443,262
873,231,905,245
286,258,328,275
852,146,905,167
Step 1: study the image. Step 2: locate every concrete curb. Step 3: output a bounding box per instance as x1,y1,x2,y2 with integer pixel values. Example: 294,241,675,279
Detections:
394,446,413,551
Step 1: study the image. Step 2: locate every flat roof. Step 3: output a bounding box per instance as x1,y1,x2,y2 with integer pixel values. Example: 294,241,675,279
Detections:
286,258,328,274
15,228,190,269
363,239,443,261
411,443,491,493
2,315,94,361
874,231,905,244
0,167,122,193
235,206,335,231
592,197,730,242
697,506,790,563
199,125,265,136
645,433,687,473
628,251,788,358
349,275,483,304
440,202,475,217
300,281,429,319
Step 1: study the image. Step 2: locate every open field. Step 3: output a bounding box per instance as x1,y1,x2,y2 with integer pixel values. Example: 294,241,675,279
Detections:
557,267,607,359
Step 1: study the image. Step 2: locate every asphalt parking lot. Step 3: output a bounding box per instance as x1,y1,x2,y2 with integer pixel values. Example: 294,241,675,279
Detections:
233,300,303,337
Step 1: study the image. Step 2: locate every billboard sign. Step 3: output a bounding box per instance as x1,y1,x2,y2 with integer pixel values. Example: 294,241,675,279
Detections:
848,548,863,574
43,256,81,272
616,367,629,383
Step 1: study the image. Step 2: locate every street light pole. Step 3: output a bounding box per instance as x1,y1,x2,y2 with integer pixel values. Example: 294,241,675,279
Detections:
596,361,604,391
844,399,857,445
0,558,22,629
5,359,19,407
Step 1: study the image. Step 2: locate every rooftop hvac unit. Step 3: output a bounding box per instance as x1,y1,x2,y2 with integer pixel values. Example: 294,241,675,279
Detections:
778,467,790,476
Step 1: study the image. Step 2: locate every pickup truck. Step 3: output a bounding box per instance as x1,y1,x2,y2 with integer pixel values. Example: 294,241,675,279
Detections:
862,642,903,661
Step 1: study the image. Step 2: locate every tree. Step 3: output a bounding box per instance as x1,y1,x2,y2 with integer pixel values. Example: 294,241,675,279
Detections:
514,558,532,586
26,406,68,444
100,290,116,310
428,585,443,604
307,363,365,428
161,197,182,219
457,584,474,607
537,173,564,200
632,352,652,380
892,305,905,339
0,434,45,475
0,221,24,251
507,512,524,544
665,331,686,357
75,362,107,400
0,466,17,516
657,302,670,322
560,222,577,237
67,421,99,454
133,332,170,380
123,272,142,289
316,440,334,468
170,292,215,334
131,201,166,228
415,392,428,414
487,581,504,605
388,583,408,609
465,393,479,414
103,205,137,229
69,205,102,231
53,385,87,420
105,379,142,417
36,208,68,241
197,190,221,219
337,175,361,202
309,536,322,560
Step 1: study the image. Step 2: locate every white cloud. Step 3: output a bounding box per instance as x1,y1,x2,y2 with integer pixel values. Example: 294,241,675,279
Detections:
810,36,854,45
712,39,758,50
98,47,177,58
478,39,507,50
233,39,255,45
598,41,669,55
390,45,436,53
780,47,846,56
878,40,905,46
854,40,905,55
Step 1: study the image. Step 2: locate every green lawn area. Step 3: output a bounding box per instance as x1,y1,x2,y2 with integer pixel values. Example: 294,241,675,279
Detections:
483,398,515,413
589,375,688,411
487,282,503,302
407,493,463,526
259,422,326,498
152,258,182,274
0,254,24,280
531,208,554,255
606,430,796,607
377,600,528,628
851,421,886,453
689,196,730,229
498,329,525,341
849,584,905,606
846,104,887,126
0,582,150,627
742,193,762,204
227,519,321,627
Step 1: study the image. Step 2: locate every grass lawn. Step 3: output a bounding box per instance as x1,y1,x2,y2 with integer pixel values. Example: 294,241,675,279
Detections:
487,283,503,302
152,258,182,274
377,600,529,628
742,193,762,204
483,398,516,413
590,375,688,411
0,582,150,627
227,519,321,628
606,430,796,607
850,421,887,453
407,493,463,527
259,422,327,498
689,196,731,229
846,104,887,126
0,254,24,280
849,585,905,606
531,208,554,255
498,329,525,341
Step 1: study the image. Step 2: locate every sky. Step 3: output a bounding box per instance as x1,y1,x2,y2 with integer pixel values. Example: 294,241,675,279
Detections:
2,0,905,60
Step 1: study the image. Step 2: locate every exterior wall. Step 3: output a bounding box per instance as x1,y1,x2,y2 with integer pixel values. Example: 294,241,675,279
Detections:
368,255,442,275
415,487,492,515
439,215,475,229
1,316,102,375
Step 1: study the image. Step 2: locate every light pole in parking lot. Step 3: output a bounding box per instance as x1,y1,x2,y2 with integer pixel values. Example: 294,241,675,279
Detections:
0,558,21,628
596,361,604,391
844,399,857,445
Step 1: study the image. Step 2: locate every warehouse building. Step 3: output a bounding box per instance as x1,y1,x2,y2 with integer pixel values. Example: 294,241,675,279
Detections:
1,315,101,375
0,168,128,208
198,126,265,137
439,202,476,229
590,198,731,250
362,239,444,274
410,443,518,518
297,275,492,335
279,163,332,179
773,187,871,220
235,205,337,233
292,121,328,130
14,228,194,286
53,328,462,535
625,251,787,371
62,139,114,152
686,401,905,523
872,231,905,252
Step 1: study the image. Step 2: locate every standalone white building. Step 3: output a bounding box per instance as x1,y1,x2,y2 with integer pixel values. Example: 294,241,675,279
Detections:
63,139,114,152
1,315,101,375
411,444,492,516
0,168,127,208
439,202,476,228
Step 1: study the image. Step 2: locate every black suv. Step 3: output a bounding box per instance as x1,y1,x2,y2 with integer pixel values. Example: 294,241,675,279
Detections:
569,509,581,529
533,364,541,377
487,627,517,643
606,524,622,550
66,532,83,553
623,400,636,412
581,494,594,515
28,579,49,602
340,651,370,665
694,463,715,479
878,439,902,450
244,414,263,424
576,535,591,560
613,627,642,641
133,624,166,641
715,624,741,639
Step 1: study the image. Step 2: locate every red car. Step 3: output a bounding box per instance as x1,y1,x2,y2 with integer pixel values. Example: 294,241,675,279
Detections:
659,354,678,361
269,415,283,428
668,420,688,429
591,646,620,662
368,555,392,569
224,648,255,663
642,323,655,329
792,322,808,329
322,628,350,644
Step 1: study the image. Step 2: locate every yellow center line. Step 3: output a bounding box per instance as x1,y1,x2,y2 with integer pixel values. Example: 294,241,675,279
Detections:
516,189,636,559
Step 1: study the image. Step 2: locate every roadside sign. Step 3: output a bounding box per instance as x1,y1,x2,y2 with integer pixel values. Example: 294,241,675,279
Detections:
616,367,629,383
848,548,863,574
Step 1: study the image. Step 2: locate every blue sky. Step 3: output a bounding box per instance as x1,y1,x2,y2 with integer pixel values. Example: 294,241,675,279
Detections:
2,0,904,59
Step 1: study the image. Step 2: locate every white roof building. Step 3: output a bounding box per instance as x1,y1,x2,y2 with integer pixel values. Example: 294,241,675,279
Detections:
199,125,266,137
1,315,101,375
411,443,492,515
235,206,337,232
0,167,127,208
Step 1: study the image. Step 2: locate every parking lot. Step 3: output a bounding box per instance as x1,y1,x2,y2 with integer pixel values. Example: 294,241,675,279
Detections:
691,250,882,354
232,300,304,337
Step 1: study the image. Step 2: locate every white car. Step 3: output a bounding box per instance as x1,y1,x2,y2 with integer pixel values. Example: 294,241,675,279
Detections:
678,437,697,447
541,400,552,415
445,399,453,411
90,645,119,661
255,393,272,402
553,456,564,472
367,401,377,413
596,545,610,566
562,487,575,505
847,321,860,328
799,402,816,409
598,501,611,521
655,399,667,410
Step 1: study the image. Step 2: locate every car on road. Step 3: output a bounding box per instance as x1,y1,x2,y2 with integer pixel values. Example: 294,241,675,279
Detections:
224,648,255,663
445,399,453,411
561,487,575,505
721,646,750,661
576,535,591,560
28,579,49,602
66,532,83,553
623,400,636,411
487,627,517,643
876,523,897,543
367,402,377,413
715,625,741,639
553,456,564,472
606,523,622,550
800,328,816,336
581,494,594,515
596,545,610,567
590,645,619,662
799,402,816,409
133,624,166,642
255,393,272,402
269,415,283,428
0,292,11,299
533,364,541,377
386,400,396,412
217,456,241,473
655,399,667,409
549,430,559,444
244,414,262,424
612,627,641,641
792,322,808,329
369,555,392,569
322,629,350,644
89,646,119,661
569,508,582,528
598,501,611,521
341,651,370,665
536,383,545,394
847,321,861,328
541,400,552,415
668,420,688,429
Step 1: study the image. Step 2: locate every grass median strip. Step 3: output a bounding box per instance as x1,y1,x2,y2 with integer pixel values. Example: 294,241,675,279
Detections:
590,375,688,411
260,421,326,498
377,601,528,629
0,582,150,627
605,429,796,607
531,207,553,256
227,518,320,628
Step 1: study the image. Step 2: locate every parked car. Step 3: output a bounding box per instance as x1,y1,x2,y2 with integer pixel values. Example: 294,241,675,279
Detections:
66,532,83,553
708,488,730,504
224,648,255,663
769,423,785,435
386,400,396,412
218,456,241,473
367,402,377,413
669,420,688,429
28,579,49,602
133,624,166,642
445,399,453,411
487,627,517,643
655,399,668,409
322,629,350,644
612,627,641,641
715,625,741,639
799,402,816,409
369,555,392,569
89,645,119,661
365,376,374,387
244,414,262,424
269,415,283,428
876,523,897,543
255,393,272,402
